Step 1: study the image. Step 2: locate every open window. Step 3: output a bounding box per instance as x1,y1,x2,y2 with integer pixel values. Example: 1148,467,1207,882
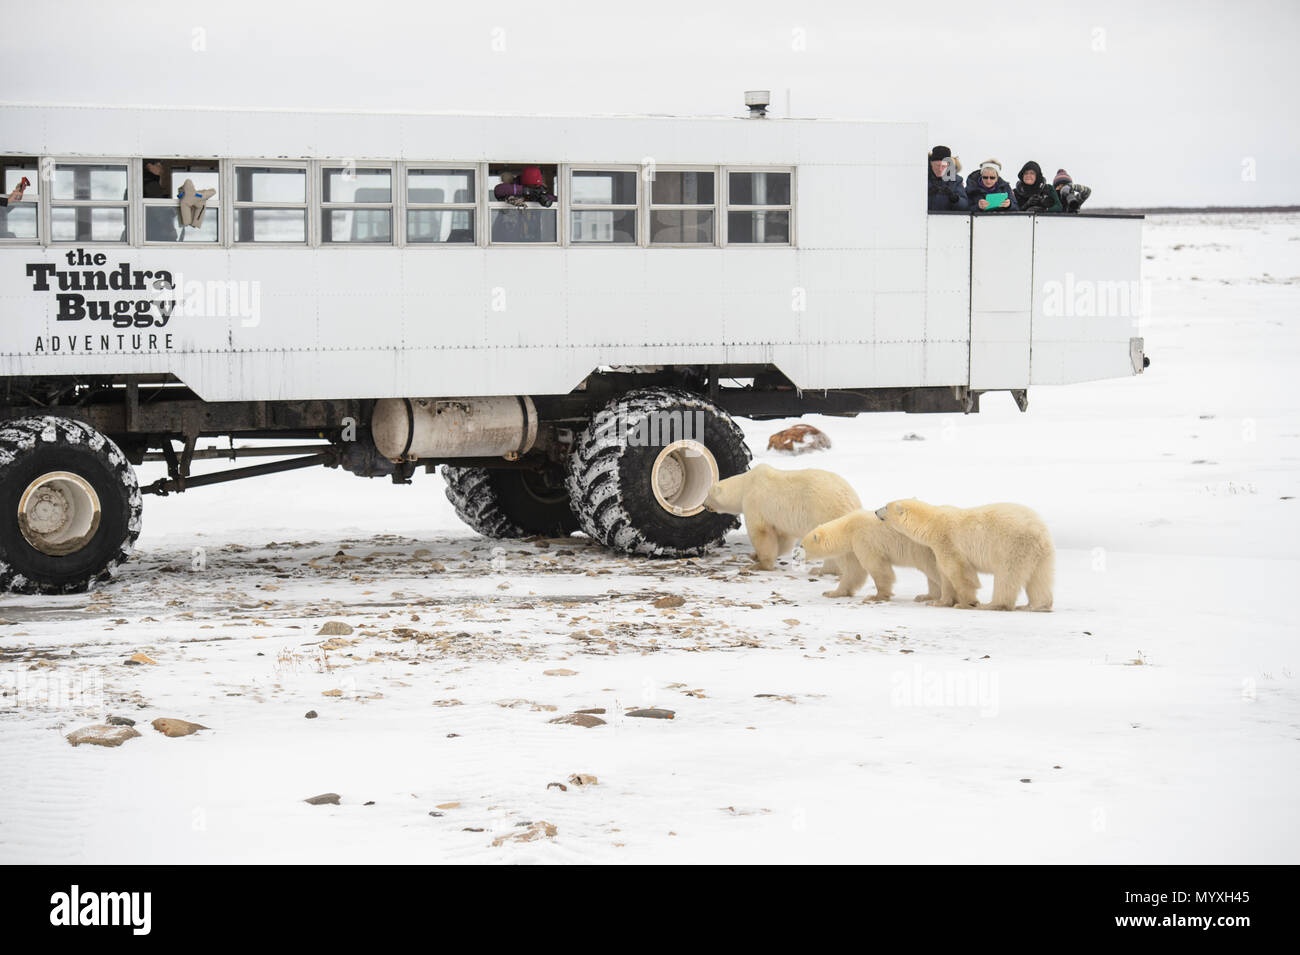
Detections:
570,168,638,244
50,160,130,243
321,165,393,244
0,156,39,242
487,162,557,244
143,159,220,243
726,170,792,245
406,167,476,244
233,163,308,243
650,169,715,245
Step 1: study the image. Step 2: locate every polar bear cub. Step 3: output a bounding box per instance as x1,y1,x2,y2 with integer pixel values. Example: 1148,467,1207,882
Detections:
800,510,946,601
875,499,1054,611
703,464,862,583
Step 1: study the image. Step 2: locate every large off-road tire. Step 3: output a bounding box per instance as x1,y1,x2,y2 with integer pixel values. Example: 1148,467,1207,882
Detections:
440,464,580,539
566,387,751,557
0,416,142,594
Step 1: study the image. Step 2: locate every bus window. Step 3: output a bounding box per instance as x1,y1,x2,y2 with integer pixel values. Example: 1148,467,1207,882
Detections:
488,163,557,244
726,170,792,245
0,157,38,241
233,165,307,243
406,168,475,244
321,166,393,244
50,161,130,243
145,160,220,243
650,170,715,245
570,169,637,244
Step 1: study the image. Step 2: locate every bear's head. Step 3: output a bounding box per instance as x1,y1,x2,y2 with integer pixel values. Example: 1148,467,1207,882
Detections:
703,471,748,514
799,526,830,560
799,514,845,560
876,499,926,536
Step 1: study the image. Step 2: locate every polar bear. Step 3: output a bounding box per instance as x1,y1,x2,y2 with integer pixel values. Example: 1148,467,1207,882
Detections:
799,510,946,601
703,464,862,586
875,499,1054,611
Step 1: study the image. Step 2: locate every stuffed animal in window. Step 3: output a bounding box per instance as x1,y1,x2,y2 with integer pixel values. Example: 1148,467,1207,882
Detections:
177,179,216,227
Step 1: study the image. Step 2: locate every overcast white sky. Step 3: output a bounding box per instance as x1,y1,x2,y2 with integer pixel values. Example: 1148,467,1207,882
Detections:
2,0,1296,207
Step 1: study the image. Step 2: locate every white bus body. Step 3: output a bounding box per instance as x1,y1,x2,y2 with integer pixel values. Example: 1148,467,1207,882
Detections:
0,104,1143,401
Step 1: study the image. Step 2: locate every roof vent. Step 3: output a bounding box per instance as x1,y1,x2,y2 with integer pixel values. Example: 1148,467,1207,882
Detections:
744,90,770,118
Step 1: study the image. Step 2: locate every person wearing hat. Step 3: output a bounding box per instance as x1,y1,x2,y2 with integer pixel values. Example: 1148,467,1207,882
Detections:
1013,161,1062,213
927,145,969,212
966,159,1017,212
1053,169,1092,213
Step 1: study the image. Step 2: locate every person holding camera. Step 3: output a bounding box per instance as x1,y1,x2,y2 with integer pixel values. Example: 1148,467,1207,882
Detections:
927,145,969,211
1053,168,1092,213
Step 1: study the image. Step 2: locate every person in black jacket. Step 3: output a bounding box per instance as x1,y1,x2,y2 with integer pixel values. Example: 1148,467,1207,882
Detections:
1013,161,1062,213
927,145,969,211
966,159,1018,212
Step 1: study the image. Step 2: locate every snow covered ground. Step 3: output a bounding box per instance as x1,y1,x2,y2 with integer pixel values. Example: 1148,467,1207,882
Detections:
1,213,1297,864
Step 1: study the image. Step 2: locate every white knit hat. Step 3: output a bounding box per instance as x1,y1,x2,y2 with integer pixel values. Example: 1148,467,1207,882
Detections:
979,159,1002,175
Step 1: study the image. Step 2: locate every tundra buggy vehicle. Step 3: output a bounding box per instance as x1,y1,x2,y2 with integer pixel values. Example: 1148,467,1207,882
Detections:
0,97,1146,593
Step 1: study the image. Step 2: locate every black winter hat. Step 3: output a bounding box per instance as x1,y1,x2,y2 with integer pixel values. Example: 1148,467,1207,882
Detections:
929,145,952,162
1018,161,1044,182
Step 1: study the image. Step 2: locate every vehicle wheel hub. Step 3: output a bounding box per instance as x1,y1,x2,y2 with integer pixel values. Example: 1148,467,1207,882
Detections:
650,440,717,517
18,471,102,556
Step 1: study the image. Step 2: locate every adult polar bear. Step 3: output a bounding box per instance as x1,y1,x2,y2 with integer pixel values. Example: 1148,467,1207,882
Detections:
876,499,1055,611
703,464,864,596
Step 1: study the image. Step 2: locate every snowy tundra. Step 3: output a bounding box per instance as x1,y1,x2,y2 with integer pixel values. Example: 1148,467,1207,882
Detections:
1,213,1296,864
